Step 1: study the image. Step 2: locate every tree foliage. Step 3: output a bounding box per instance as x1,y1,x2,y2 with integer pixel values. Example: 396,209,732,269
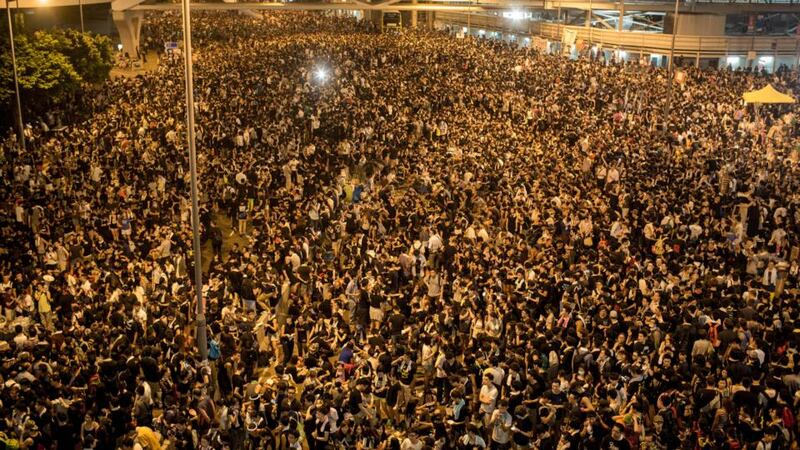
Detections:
1,26,114,121
44,28,115,84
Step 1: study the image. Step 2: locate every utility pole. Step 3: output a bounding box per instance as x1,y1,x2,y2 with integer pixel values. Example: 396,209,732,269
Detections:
663,0,680,132
179,0,208,361
5,0,25,153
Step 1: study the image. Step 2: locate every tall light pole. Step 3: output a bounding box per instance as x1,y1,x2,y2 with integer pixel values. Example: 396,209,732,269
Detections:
179,0,208,361
557,0,562,53
79,0,84,33
663,0,680,131
467,0,471,35
5,0,26,153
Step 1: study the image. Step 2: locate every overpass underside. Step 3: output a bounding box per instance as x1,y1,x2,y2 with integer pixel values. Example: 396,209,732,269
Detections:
106,0,799,71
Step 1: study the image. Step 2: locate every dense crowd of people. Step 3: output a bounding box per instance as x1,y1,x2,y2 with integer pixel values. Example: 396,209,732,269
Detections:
1,10,800,450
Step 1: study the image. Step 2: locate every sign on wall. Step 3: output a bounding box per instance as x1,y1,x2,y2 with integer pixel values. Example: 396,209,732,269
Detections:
562,29,577,46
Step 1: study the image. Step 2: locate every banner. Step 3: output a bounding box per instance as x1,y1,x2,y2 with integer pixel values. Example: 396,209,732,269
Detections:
562,29,577,46
533,37,549,53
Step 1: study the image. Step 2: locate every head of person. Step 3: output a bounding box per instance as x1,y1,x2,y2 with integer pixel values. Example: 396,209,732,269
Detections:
611,422,626,441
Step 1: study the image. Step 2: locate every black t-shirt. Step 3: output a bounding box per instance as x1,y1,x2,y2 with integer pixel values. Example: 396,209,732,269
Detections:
140,356,161,383
378,352,393,373
369,293,383,309
396,359,415,385
348,389,363,415
695,388,718,410
386,382,401,406
508,390,524,414
545,389,567,406
732,389,758,411
512,415,533,446
389,313,405,334
601,435,631,450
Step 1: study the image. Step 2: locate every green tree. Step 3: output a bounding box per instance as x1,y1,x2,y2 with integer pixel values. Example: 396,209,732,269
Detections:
44,28,114,84
1,27,113,127
0,33,81,109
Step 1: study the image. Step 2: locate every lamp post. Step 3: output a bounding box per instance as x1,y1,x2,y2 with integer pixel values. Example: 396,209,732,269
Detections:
5,0,25,153
179,0,208,362
663,0,680,131
557,0,562,53
467,0,471,35
79,0,84,32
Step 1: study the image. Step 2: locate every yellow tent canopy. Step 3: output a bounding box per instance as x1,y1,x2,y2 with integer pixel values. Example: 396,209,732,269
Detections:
743,84,796,104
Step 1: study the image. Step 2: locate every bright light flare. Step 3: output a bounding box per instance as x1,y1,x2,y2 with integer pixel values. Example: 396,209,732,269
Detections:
315,68,328,81
503,10,531,20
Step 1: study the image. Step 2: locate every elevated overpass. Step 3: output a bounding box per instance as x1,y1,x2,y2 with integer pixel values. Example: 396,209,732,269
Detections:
3,0,797,69
123,0,800,14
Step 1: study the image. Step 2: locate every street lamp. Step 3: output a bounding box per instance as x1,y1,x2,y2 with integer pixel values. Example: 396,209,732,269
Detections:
663,0,680,132
179,0,208,361
5,0,26,153
78,0,84,33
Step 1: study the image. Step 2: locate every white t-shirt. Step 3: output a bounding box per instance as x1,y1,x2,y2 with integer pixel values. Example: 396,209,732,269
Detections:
428,234,443,253
400,438,424,450
459,434,486,448
490,409,512,444
479,384,498,414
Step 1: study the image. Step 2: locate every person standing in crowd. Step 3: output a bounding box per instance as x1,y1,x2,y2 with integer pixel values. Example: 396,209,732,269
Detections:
0,10,799,450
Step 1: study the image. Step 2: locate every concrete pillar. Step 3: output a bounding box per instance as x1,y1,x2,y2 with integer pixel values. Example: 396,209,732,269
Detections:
796,41,799,71
585,10,591,28
618,2,624,31
696,36,701,67
112,10,144,58
411,0,418,27
362,9,382,31
372,10,383,32
427,11,434,29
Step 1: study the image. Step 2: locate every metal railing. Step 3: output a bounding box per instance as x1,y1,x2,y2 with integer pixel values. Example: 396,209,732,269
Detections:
438,12,800,57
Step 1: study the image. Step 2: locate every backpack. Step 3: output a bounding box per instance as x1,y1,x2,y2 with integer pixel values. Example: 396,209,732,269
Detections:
208,339,221,360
